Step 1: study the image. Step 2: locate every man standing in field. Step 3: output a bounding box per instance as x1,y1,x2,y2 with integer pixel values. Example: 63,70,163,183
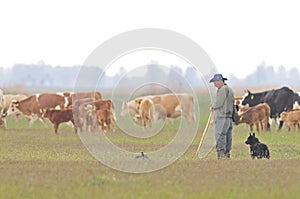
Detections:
209,74,235,160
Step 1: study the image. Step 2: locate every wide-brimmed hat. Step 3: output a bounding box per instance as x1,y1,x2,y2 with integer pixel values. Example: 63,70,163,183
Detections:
209,74,228,83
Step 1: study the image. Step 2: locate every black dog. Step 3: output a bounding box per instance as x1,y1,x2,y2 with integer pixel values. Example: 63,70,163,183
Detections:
245,133,270,159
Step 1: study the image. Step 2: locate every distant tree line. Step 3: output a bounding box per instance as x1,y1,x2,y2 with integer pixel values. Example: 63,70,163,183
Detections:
228,62,300,87
0,62,299,90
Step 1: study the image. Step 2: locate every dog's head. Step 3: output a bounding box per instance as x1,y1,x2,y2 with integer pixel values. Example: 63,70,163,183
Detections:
245,133,260,145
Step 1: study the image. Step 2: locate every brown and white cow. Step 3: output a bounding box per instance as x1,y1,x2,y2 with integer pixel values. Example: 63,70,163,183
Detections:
3,93,68,126
43,108,77,134
121,93,195,123
236,103,271,132
280,109,300,131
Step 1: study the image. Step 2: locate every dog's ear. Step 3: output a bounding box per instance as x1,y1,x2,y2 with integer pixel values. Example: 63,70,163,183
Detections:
253,133,255,136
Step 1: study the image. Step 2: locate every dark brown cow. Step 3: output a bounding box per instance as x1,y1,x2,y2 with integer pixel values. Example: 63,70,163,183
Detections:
43,108,77,134
236,103,270,132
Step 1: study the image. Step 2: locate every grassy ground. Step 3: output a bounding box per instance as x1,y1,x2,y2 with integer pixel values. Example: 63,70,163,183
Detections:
1,115,300,199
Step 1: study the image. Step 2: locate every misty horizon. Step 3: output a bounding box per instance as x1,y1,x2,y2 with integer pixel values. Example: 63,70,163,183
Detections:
0,61,299,92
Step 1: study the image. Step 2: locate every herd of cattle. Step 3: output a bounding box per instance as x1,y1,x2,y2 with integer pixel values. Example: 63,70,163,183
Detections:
0,90,116,133
0,90,195,133
235,86,300,132
0,86,299,134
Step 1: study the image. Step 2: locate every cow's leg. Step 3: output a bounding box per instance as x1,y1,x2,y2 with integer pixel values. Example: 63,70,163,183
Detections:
111,116,117,132
265,118,271,131
0,117,3,128
285,122,291,131
71,120,77,134
102,122,107,133
39,117,48,127
0,117,7,129
104,121,109,133
278,120,284,131
54,123,59,134
100,122,105,132
79,118,84,132
267,123,271,131
142,117,146,128
15,113,22,123
292,124,296,132
74,125,77,134
184,110,195,123
249,124,253,132
94,117,100,132
256,123,260,132
85,116,88,132
266,118,272,131
28,115,39,127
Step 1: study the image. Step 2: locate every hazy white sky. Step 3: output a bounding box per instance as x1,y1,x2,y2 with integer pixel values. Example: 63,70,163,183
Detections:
1,0,300,79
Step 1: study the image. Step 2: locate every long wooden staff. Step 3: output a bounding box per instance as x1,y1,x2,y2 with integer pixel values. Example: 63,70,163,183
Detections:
196,111,212,156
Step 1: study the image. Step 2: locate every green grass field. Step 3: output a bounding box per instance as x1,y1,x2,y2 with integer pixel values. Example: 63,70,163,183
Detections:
1,111,300,199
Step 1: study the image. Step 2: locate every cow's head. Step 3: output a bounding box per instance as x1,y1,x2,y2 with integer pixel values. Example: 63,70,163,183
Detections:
241,90,257,106
121,99,142,117
4,100,21,117
280,111,287,121
84,104,95,117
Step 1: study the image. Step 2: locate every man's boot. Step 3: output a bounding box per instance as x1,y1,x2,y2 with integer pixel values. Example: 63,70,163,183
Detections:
225,151,230,159
217,149,225,160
